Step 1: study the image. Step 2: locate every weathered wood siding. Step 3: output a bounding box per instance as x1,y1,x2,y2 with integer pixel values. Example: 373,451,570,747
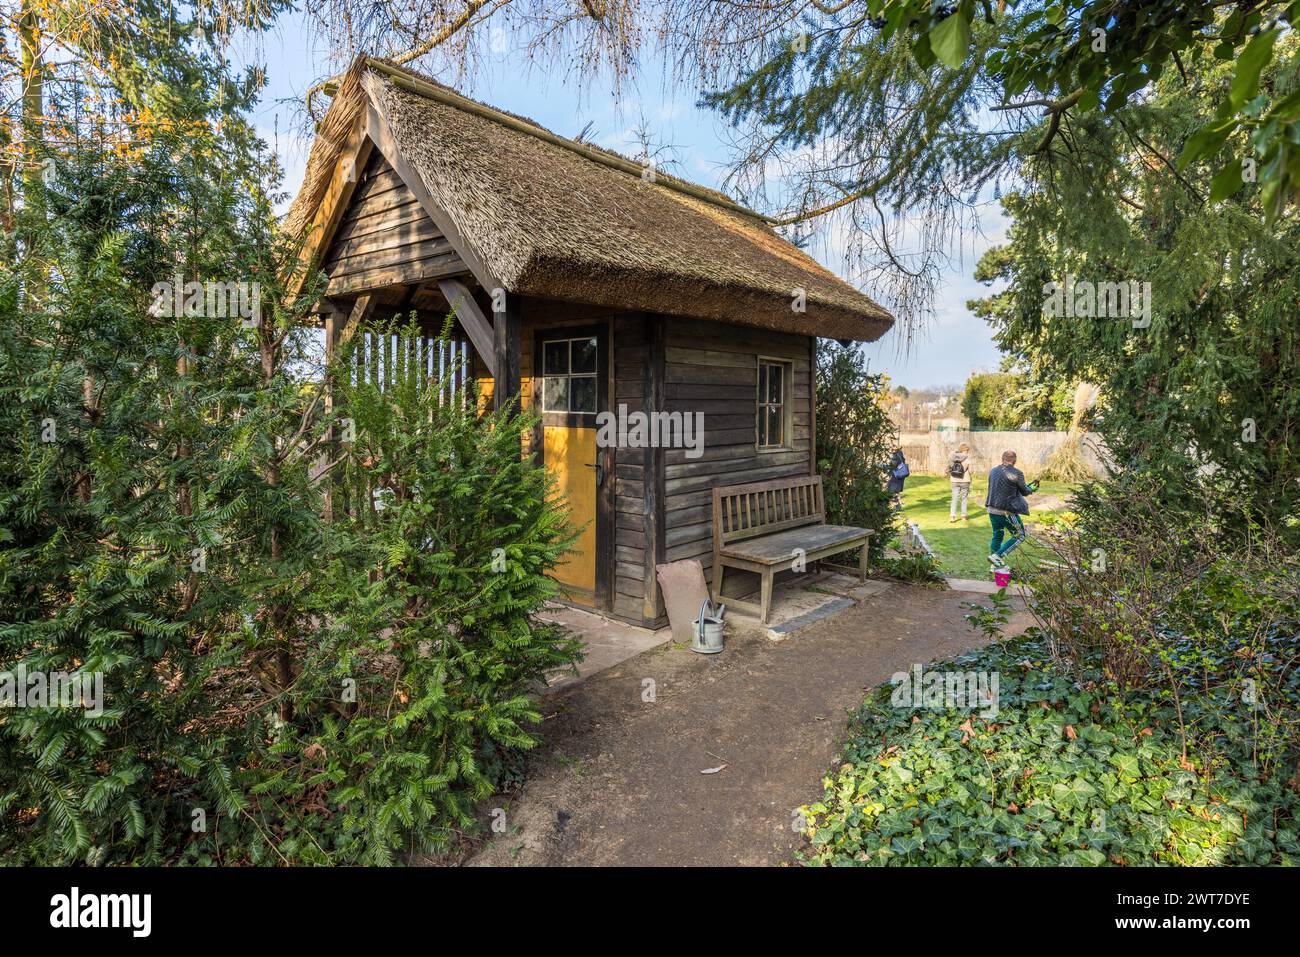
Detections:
612,313,650,623
458,306,814,626
321,152,466,296
661,317,814,583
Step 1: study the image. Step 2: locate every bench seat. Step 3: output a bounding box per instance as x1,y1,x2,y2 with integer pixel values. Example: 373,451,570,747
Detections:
720,525,872,563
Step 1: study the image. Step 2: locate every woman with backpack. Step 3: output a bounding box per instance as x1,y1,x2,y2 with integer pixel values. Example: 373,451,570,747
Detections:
948,443,973,523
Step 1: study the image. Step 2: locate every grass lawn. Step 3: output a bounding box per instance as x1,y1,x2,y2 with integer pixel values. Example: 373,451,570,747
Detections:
895,474,1076,580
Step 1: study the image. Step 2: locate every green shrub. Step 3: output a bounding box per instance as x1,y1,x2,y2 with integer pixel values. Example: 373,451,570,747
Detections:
960,371,1023,430
1035,477,1298,699
875,552,945,586
225,325,583,865
0,133,583,865
800,479,1300,866
815,341,898,562
0,130,297,865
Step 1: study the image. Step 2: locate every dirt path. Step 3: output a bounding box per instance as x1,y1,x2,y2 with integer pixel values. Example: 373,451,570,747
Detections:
464,582,1031,867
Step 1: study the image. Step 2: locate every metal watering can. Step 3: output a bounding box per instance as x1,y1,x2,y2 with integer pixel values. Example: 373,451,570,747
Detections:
691,599,726,655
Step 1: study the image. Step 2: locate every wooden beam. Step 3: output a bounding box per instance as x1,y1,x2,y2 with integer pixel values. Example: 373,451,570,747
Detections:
336,293,377,354
809,335,818,477
288,113,373,301
492,290,522,416
324,255,468,298
436,278,494,369
322,298,372,522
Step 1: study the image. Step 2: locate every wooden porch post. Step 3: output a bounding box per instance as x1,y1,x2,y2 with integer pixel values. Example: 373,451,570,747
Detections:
322,295,375,521
493,289,521,416
809,335,818,476
642,314,666,623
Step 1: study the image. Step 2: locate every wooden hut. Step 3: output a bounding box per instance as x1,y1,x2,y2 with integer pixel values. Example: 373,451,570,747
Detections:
286,56,895,628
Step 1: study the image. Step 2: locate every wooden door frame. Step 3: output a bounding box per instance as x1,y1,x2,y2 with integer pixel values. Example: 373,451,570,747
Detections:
531,322,614,612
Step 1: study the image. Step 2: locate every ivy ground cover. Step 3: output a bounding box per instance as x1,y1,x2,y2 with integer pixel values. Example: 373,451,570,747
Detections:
799,634,1299,866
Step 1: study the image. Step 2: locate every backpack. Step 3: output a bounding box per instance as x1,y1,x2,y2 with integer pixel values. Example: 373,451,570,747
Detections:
892,460,910,479
948,458,966,479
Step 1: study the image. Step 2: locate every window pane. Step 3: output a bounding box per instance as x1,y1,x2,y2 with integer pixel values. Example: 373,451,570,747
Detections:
543,376,568,412
768,364,784,404
571,337,598,374
758,363,768,401
571,375,597,413
543,340,569,375
766,406,782,446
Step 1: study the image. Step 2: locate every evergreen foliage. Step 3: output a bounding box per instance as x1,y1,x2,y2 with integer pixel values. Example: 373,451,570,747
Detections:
815,341,898,563
968,43,1300,537
1,19,580,864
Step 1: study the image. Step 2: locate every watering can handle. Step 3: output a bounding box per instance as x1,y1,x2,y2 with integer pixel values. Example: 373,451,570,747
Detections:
698,599,713,633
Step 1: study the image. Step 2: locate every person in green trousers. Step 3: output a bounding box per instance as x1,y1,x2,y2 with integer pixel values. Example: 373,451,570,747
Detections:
984,450,1038,568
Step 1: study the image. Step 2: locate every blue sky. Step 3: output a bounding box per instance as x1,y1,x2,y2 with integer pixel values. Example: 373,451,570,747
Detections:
240,8,1008,391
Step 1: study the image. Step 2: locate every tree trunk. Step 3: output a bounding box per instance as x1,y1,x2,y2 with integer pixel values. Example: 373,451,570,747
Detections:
17,2,45,209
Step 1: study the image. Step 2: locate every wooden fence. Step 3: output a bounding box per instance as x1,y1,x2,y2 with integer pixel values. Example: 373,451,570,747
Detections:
347,324,473,404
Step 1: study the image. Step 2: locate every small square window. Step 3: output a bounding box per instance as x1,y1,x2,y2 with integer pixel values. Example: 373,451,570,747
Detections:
543,340,569,375
570,376,597,413
571,337,598,374
540,336,600,416
543,376,569,412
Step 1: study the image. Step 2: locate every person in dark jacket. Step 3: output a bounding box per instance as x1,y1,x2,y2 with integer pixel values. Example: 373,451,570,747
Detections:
985,450,1038,567
886,448,908,511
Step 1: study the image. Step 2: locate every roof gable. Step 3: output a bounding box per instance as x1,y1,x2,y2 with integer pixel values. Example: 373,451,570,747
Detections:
318,150,466,297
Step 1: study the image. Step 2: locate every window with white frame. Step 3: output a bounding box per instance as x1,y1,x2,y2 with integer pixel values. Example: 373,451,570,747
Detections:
541,336,598,414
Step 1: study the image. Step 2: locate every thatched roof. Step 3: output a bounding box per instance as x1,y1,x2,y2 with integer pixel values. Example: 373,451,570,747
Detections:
286,57,894,342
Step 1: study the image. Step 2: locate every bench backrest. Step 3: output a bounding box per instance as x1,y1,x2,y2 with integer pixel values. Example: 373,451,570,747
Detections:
713,475,825,547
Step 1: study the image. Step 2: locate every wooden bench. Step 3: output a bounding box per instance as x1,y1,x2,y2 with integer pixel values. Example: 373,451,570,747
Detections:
711,475,872,623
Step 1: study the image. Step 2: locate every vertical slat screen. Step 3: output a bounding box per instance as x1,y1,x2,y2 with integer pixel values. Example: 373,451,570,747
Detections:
337,322,476,523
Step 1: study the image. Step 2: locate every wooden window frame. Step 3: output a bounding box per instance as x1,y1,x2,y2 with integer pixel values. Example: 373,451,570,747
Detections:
756,356,793,452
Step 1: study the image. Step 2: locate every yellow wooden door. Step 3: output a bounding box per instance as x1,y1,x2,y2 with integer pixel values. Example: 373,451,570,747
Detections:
537,331,604,606
544,425,597,601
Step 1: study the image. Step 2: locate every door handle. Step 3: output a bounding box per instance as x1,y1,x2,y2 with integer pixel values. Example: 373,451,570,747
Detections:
585,462,605,487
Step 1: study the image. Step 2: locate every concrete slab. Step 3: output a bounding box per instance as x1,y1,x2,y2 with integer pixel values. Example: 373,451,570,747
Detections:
945,577,1034,597
768,596,856,637
722,573,869,641
812,573,892,602
539,603,671,692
